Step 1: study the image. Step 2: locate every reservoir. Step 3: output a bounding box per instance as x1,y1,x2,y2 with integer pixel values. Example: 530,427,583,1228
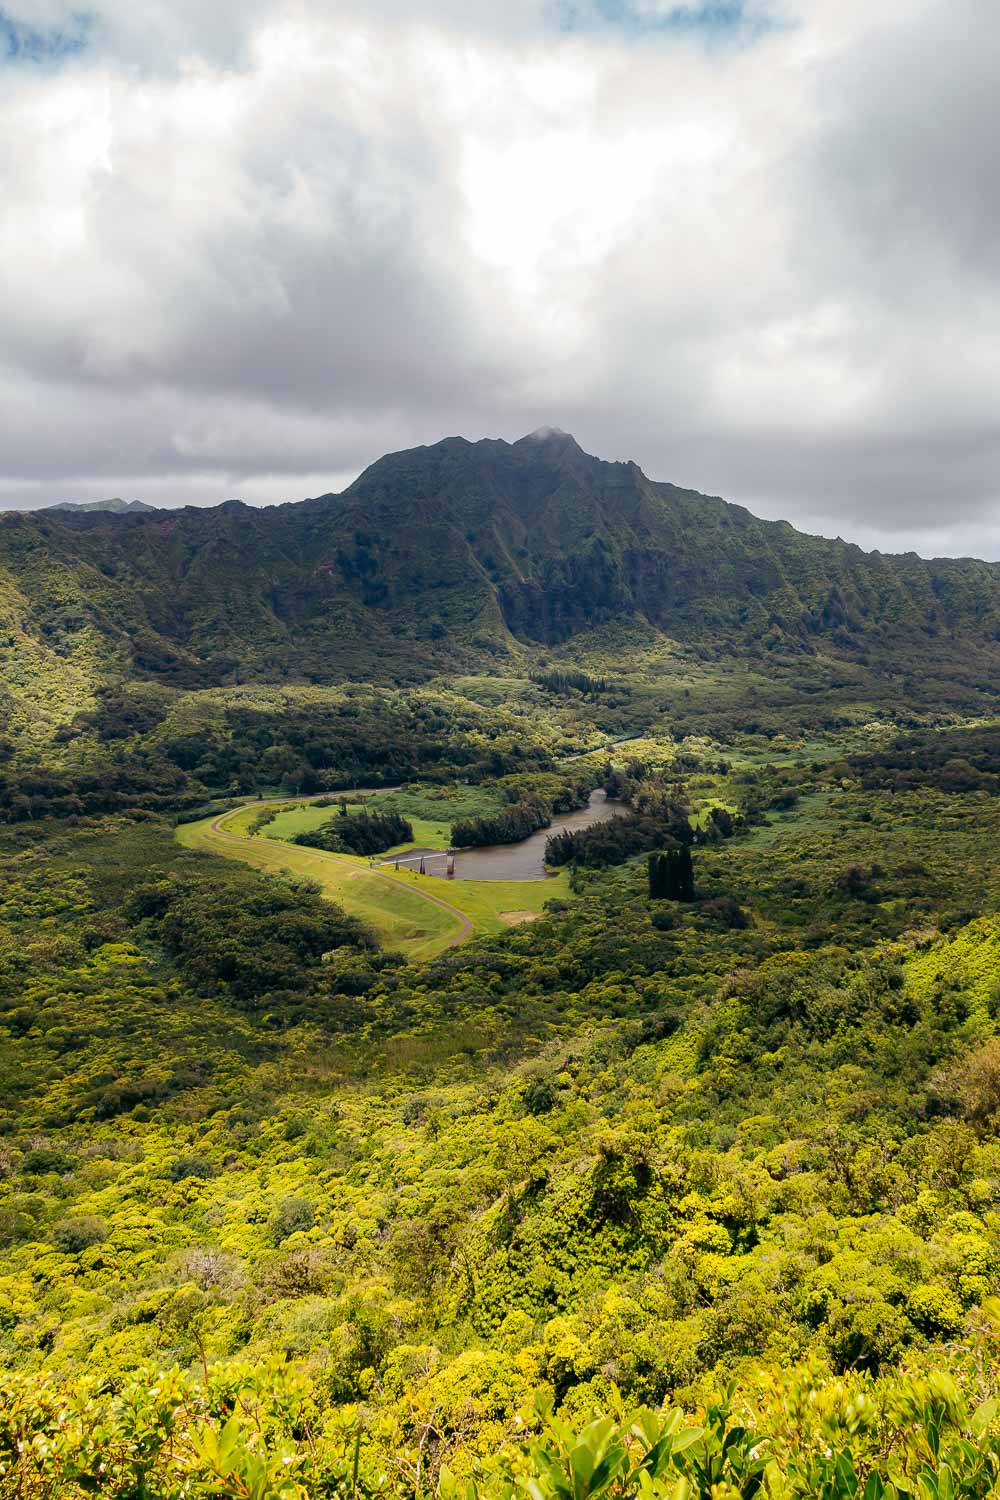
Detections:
382,788,620,882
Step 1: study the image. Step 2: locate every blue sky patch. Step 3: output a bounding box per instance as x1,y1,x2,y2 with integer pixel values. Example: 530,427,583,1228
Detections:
0,9,91,64
556,0,780,43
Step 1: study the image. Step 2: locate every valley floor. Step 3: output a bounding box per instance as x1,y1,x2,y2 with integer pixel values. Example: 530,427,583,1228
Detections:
3,704,1000,1497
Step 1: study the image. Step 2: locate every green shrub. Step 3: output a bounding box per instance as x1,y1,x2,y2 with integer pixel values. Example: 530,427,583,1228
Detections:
52,1216,108,1254
907,1283,965,1336
270,1196,316,1244
167,1154,217,1183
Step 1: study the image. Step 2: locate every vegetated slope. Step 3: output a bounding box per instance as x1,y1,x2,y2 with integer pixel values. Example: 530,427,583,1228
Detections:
5,733,1000,1493
2,429,999,733
338,428,1000,651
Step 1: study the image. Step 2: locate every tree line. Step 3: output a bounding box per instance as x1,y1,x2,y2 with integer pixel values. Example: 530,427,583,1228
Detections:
293,809,414,856
531,668,608,696
451,795,551,848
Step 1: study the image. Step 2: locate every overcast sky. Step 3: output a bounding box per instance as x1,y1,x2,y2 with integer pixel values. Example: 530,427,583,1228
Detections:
1,0,998,558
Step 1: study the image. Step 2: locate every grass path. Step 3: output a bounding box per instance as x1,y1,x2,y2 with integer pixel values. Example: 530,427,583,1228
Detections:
176,792,568,960
560,735,642,763
208,802,473,948
178,797,468,959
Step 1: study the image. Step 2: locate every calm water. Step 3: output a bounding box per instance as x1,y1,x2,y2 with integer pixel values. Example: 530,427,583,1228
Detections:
381,789,620,882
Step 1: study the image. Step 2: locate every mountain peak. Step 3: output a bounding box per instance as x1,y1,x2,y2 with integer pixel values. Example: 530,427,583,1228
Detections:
519,426,580,448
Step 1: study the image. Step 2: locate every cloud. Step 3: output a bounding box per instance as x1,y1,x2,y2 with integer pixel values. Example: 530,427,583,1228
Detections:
0,0,997,559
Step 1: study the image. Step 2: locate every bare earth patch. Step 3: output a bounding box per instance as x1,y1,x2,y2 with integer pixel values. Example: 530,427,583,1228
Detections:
499,910,541,927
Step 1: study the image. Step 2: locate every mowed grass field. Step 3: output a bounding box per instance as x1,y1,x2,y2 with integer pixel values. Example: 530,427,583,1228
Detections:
176,803,568,960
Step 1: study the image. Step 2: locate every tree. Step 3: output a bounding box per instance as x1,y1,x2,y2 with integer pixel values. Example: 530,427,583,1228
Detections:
648,847,694,901
269,1196,316,1244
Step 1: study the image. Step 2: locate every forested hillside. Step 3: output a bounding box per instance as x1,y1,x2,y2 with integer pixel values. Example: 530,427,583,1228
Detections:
3,429,1000,746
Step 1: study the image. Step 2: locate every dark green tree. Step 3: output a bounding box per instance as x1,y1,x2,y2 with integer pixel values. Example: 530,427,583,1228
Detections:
649,847,694,901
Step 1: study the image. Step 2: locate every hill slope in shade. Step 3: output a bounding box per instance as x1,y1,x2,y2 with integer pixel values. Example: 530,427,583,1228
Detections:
1,428,998,722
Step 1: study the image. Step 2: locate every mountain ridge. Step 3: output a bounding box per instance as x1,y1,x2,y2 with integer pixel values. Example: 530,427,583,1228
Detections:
45,497,159,515
1,429,999,738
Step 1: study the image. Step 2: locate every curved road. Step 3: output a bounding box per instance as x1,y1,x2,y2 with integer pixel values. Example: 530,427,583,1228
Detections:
560,735,641,764
207,793,473,950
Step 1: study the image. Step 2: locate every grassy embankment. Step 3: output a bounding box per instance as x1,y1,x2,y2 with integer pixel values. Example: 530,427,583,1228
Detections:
176,799,569,960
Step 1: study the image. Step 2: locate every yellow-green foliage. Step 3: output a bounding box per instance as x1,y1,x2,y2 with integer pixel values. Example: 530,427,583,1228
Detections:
5,1357,1000,1497
5,727,1000,1495
906,920,1000,1022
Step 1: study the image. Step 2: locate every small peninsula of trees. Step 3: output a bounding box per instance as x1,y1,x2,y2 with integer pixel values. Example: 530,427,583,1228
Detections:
293,808,413,856
546,808,692,869
531,668,608,696
451,795,550,848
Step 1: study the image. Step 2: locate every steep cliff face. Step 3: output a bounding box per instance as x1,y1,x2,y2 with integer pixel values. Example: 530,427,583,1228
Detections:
337,428,1000,648
1,428,999,715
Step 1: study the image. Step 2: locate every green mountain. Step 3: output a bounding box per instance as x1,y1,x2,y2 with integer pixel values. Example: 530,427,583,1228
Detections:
332,427,1000,648
44,498,159,515
1,428,998,726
